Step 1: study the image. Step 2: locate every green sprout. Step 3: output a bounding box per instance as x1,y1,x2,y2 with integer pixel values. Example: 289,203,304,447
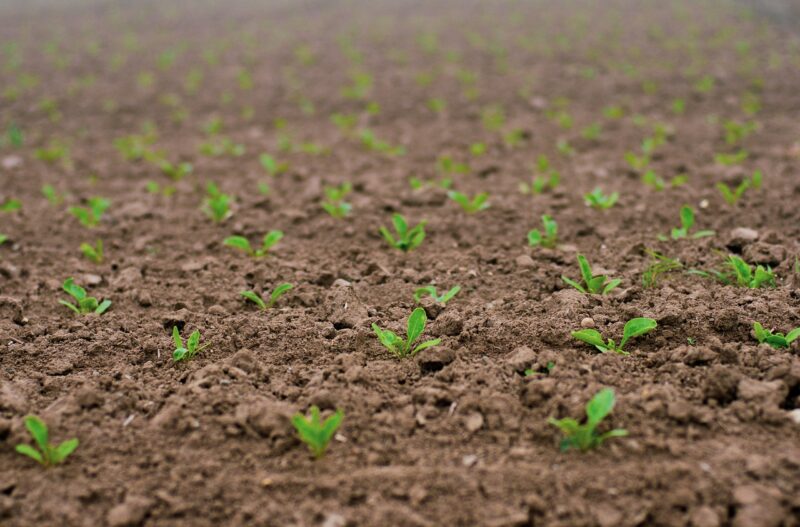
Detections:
68,197,110,228
642,250,683,288
379,214,426,252
358,129,405,155
448,191,490,213
413,285,461,305
0,198,22,212
259,153,288,176
41,184,63,205
717,171,761,205
0,234,7,245
714,149,748,166
153,158,192,181
691,255,775,289
80,240,103,264
223,230,283,257
372,307,441,359
584,188,619,209
521,155,560,194
321,182,352,218
291,406,344,459
562,255,621,295
641,170,688,191
548,388,628,452
753,322,800,349
59,278,111,315
657,205,715,241
172,326,209,362
572,318,657,355
15,415,79,467
240,283,293,310
203,182,233,222
527,215,558,248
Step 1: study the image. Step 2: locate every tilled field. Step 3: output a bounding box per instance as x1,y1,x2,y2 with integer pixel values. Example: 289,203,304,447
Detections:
1,1,800,526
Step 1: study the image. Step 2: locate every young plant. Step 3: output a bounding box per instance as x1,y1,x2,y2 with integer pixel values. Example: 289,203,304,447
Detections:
548,388,627,452
562,255,621,295
291,406,344,459
15,415,79,467
448,191,489,213
240,283,293,310
41,184,63,205
0,234,7,245
584,188,619,209
59,278,111,315
527,215,558,248
753,322,800,349
414,285,461,305
172,326,209,362
203,182,233,222
379,214,426,252
642,170,687,191
691,255,775,289
714,149,748,166
716,171,761,205
223,230,283,257
642,250,683,288
80,240,103,264
371,307,441,358
0,198,22,212
572,318,657,355
321,182,352,218
658,205,714,241
68,197,110,228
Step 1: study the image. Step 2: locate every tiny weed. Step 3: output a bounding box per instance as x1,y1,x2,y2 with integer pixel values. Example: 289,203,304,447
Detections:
642,250,683,288
690,255,775,289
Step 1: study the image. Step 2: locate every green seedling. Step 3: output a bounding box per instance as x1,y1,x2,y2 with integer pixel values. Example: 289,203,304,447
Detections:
80,240,103,264
59,278,111,315
68,197,109,228
521,156,560,194
642,170,688,191
572,318,657,355
358,129,405,155
437,156,470,175
690,255,775,289
223,230,283,257
321,182,352,218
548,388,628,452
716,171,761,205
15,415,79,467
259,153,288,176
372,307,441,359
0,234,7,245
658,205,714,241
199,137,245,157
723,120,757,145
114,133,155,161
155,158,192,180
448,191,489,213
525,361,555,377
291,406,344,459
414,285,461,305
642,250,683,288
0,198,21,212
379,214,426,252
584,188,618,209
41,184,63,205
172,326,208,362
35,141,70,164
562,255,621,295
528,215,558,248
624,151,650,172
753,322,800,349
240,283,293,310
203,182,233,222
714,149,748,166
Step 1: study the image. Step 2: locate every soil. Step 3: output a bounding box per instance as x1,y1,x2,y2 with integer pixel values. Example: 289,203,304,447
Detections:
1,0,800,526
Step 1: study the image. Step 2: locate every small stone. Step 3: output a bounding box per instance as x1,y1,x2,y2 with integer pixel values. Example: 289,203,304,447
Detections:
107,496,153,527
690,506,720,527
462,454,478,467
331,278,351,288
505,346,537,373
730,227,759,243
83,273,103,286
321,513,346,527
580,317,595,328
2,155,22,169
208,304,227,316
515,254,535,268
464,412,484,432
788,409,800,425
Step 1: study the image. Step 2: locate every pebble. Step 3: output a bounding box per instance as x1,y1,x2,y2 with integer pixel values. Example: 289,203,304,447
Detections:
580,317,595,328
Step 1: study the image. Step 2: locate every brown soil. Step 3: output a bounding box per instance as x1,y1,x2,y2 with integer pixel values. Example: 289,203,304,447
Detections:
2,1,800,526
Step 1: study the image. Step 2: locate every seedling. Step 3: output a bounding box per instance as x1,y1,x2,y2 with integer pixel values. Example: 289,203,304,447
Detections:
291,406,344,459
240,283,293,310
548,388,628,452
0,198,21,212
753,322,800,349
172,326,209,362
691,255,775,289
259,153,288,176
358,129,405,155
525,361,555,377
572,318,657,355
372,307,441,358
203,182,233,222
68,197,110,227
379,214,426,252
80,240,103,264
562,255,621,295
717,171,761,205
642,250,683,288
59,278,111,315
714,149,748,166
0,234,7,245
584,188,618,209
658,205,714,241
223,230,283,257
527,215,558,248
414,285,461,305
321,182,352,218
154,158,192,180
41,184,63,205
521,156,560,194
15,415,79,467
448,191,489,213
642,170,688,191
